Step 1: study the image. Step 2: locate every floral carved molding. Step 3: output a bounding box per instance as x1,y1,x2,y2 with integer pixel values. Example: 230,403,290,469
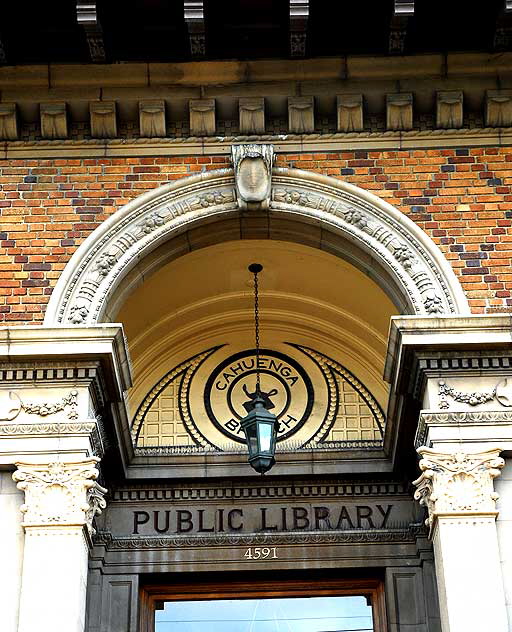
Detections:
44,159,469,326
13,458,107,535
413,447,504,534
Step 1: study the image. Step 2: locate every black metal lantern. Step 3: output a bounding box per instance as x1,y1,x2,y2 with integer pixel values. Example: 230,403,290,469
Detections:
240,263,280,474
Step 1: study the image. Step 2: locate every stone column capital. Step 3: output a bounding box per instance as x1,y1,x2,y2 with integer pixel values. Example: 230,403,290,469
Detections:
12,458,107,535
413,446,504,533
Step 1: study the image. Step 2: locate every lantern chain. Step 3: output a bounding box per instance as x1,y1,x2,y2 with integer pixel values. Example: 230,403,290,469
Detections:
253,266,261,394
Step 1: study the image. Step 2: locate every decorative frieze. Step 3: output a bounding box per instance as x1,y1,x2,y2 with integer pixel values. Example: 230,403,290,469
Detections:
95,524,423,550
436,91,463,129
437,378,512,410
387,93,413,131
413,447,504,533
239,97,265,135
139,99,166,138
189,98,216,136
337,94,364,132
1,86,512,148
231,143,274,210
0,102,18,140
13,458,107,535
485,90,512,127
111,480,407,503
288,97,314,133
40,102,68,139
90,101,117,138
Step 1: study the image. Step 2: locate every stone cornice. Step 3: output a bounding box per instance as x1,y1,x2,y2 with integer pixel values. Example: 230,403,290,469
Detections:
0,325,132,396
0,127,511,159
1,54,511,88
0,420,105,458
93,524,426,550
384,315,512,385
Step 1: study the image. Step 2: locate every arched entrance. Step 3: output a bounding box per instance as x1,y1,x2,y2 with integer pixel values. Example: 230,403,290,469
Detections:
44,166,469,328
42,161,468,461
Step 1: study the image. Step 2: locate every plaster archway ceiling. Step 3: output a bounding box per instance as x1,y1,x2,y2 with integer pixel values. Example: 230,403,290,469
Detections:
116,240,397,416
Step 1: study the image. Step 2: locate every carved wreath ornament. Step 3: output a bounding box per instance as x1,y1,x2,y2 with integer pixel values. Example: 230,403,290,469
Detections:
413,447,504,535
13,459,107,534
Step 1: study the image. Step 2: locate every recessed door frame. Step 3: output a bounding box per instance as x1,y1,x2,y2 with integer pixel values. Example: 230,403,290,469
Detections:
140,577,387,632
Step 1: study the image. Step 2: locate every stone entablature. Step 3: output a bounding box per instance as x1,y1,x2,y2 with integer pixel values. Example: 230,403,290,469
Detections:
1,54,512,145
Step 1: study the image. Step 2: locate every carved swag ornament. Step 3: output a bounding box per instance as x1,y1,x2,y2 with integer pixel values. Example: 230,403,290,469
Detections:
13,458,107,535
413,447,504,535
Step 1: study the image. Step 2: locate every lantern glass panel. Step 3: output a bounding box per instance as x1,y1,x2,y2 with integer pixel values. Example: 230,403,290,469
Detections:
248,432,258,457
259,422,273,452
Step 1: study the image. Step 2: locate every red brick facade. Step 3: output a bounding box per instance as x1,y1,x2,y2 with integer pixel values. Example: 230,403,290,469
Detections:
1,146,512,324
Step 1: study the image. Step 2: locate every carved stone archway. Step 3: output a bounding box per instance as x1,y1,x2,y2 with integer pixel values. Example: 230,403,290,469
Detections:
44,165,469,326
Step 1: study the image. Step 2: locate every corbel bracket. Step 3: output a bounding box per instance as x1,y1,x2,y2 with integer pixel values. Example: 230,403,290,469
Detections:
389,0,414,55
77,1,106,63
494,0,512,51
184,1,206,58
289,0,309,58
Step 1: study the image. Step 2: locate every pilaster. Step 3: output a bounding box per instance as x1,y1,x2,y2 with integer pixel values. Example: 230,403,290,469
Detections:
413,447,507,631
0,325,131,632
385,316,512,632
13,459,107,632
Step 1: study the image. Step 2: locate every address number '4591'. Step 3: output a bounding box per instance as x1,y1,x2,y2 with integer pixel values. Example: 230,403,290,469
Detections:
244,547,278,559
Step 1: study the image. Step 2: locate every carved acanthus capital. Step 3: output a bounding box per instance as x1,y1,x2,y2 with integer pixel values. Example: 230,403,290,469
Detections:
231,144,274,210
413,447,504,534
13,458,107,535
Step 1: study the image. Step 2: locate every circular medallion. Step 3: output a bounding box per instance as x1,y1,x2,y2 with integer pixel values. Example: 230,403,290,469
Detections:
204,348,314,443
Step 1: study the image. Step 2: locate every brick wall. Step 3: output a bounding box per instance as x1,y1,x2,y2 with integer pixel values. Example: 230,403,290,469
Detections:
1,147,511,324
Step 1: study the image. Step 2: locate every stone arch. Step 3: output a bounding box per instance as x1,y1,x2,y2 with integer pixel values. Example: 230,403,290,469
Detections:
44,167,469,326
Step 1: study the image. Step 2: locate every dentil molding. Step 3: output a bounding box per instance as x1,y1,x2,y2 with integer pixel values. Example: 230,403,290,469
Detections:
413,447,504,535
13,458,107,535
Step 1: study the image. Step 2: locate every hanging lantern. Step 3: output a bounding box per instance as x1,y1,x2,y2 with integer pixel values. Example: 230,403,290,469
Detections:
240,263,280,474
